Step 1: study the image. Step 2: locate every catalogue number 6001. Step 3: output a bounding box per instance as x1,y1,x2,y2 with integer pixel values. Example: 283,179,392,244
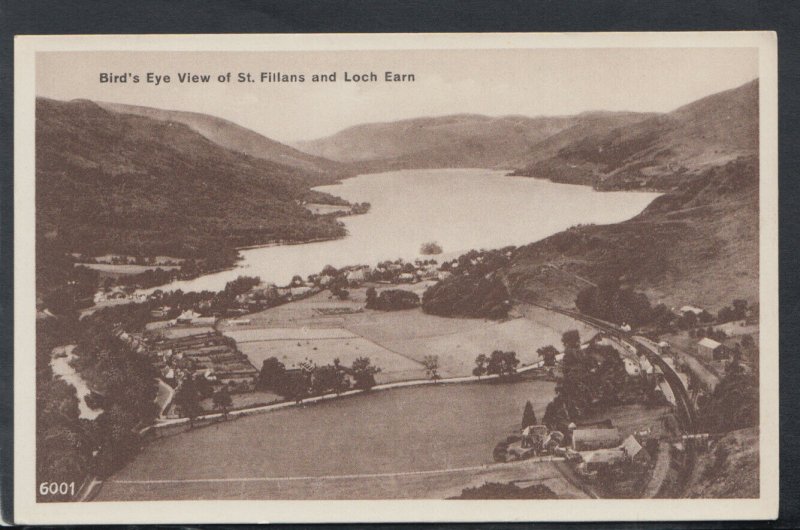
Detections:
38,482,76,496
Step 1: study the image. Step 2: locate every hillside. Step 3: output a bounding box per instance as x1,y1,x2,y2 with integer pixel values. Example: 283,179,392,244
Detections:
98,101,348,179
296,113,652,171
502,156,759,311
515,80,759,190
36,98,350,268
687,427,759,498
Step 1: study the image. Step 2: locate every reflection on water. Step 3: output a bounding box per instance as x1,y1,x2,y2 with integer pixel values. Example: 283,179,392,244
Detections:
158,169,660,292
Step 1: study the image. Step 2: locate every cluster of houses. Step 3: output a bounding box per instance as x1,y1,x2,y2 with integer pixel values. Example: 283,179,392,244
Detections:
500,420,659,479
93,286,148,304
141,311,259,393
570,426,654,475
306,260,449,288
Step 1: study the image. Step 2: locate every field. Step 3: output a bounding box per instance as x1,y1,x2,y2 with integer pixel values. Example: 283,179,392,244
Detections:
96,459,585,501
95,379,561,501
221,287,596,381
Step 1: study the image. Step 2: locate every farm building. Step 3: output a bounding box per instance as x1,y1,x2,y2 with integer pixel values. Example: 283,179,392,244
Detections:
679,305,704,316
521,424,550,449
623,357,641,376
176,310,202,324
290,286,312,298
621,434,651,466
572,428,622,451
346,269,366,283
697,337,727,360
580,448,626,473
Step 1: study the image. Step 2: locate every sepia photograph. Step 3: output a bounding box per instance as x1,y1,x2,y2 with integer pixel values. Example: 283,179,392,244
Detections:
13,32,778,523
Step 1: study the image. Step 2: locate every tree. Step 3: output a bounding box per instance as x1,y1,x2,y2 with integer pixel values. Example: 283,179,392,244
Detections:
537,345,559,367
561,330,581,355
365,287,377,308
223,275,261,296
422,274,511,319
335,288,350,300
698,370,758,432
282,372,310,403
680,310,699,329
698,310,715,323
311,364,349,396
486,350,519,378
732,299,748,319
559,348,593,418
420,241,443,255
212,387,233,418
351,357,381,390
174,377,203,428
542,395,569,431
422,355,441,381
522,400,537,428
259,357,286,391
370,289,420,311
473,354,488,378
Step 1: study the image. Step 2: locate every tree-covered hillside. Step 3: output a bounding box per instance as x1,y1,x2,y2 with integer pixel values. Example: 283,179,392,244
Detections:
36,98,351,293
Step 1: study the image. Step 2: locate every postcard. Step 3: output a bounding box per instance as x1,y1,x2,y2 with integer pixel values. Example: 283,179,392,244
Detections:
13,31,778,523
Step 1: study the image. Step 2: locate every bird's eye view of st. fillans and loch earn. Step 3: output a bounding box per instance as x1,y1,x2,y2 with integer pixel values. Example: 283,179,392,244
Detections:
34,48,761,503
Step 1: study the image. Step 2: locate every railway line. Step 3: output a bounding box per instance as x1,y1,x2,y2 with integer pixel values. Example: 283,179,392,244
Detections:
515,300,699,497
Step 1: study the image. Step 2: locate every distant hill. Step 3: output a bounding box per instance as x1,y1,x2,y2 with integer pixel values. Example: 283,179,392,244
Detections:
295,112,653,171
297,80,758,193
98,101,348,180
36,98,350,264
514,80,759,190
502,156,759,311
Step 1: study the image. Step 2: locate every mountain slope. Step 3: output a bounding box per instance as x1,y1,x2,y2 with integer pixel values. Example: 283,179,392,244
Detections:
36,98,349,262
296,113,653,171
98,101,348,179
515,80,759,190
502,156,759,311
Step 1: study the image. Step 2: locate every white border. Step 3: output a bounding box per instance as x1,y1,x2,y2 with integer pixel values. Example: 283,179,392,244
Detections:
14,32,779,524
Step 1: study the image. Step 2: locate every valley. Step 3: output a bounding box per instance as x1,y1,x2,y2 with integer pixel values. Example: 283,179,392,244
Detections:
35,77,762,503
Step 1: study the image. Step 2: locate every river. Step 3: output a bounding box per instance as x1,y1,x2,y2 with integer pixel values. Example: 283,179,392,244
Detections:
156,169,660,293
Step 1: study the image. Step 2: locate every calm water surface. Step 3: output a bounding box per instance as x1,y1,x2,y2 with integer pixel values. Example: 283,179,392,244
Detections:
158,169,660,292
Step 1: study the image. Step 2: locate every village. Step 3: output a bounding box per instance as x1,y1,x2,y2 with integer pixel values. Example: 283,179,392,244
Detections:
77,238,758,502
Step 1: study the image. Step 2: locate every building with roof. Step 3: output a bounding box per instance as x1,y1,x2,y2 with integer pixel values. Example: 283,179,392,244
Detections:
572,428,622,451
621,434,651,466
579,448,626,473
680,305,704,316
176,310,202,324
623,357,641,376
697,337,727,360
346,269,366,283
290,286,312,298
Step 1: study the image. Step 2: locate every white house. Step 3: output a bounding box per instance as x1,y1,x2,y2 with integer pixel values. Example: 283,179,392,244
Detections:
623,357,641,376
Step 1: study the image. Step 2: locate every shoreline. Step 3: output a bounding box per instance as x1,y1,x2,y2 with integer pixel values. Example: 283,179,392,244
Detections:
235,235,343,252
505,170,668,194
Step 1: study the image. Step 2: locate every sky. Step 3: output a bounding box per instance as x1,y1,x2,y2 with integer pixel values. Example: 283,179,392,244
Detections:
36,48,758,143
